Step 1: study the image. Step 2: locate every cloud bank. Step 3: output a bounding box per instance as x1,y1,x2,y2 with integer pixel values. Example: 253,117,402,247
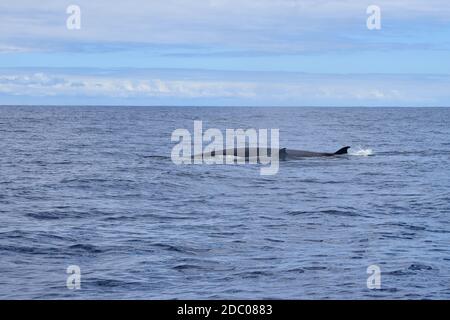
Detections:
1,69,449,106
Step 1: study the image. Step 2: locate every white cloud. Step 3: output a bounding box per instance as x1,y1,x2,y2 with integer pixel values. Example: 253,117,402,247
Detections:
1,69,450,106
0,72,257,98
0,44,33,53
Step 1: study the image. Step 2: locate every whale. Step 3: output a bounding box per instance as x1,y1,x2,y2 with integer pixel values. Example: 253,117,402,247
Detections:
281,146,351,159
193,146,350,160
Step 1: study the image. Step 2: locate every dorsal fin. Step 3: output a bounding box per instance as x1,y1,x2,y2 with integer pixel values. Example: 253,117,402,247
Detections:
334,146,350,155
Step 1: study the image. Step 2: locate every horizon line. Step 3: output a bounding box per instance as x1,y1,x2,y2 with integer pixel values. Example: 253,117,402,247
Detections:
1,104,450,108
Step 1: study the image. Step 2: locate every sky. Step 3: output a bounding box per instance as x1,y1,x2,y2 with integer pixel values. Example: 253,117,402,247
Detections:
1,0,450,106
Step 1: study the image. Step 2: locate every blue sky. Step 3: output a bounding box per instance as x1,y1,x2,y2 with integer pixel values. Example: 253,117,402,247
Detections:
1,0,450,106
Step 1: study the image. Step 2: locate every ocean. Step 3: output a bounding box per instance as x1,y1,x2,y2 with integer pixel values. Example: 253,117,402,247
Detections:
0,106,449,299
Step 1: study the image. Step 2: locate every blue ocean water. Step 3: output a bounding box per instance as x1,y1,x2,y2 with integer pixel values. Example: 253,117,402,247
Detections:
0,106,449,299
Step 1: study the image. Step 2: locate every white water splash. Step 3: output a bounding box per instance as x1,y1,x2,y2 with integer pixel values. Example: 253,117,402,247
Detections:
349,147,374,156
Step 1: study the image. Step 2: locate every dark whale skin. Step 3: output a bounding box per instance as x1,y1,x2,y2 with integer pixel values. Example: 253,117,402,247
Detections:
195,146,350,160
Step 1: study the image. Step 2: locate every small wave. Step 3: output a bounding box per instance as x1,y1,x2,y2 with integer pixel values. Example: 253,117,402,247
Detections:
90,278,141,288
68,243,103,254
238,270,274,279
173,264,207,271
349,147,374,156
142,155,170,160
26,212,64,220
408,263,433,271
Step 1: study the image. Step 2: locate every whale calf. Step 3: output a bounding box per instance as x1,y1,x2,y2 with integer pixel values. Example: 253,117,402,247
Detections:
194,146,350,160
